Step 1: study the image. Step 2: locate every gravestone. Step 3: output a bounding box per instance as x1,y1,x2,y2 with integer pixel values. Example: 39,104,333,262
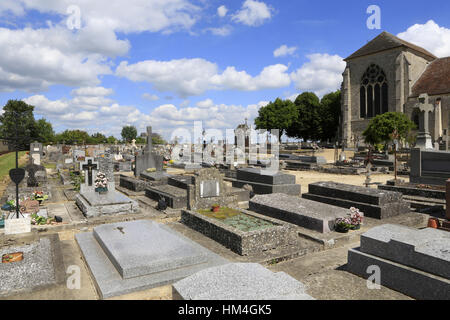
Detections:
173,263,314,300
30,141,43,165
249,193,349,233
232,167,301,195
187,168,237,210
20,200,40,214
303,181,410,219
25,164,45,187
446,179,450,220
5,217,31,235
347,224,450,300
75,156,139,218
415,93,434,150
75,220,228,299
134,127,163,176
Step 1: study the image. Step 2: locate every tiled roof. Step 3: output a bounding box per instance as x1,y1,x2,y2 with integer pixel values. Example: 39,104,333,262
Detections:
411,57,450,97
345,31,437,61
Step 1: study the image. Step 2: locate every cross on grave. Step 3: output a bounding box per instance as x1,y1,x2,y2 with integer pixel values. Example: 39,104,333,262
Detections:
82,159,98,186
144,126,153,153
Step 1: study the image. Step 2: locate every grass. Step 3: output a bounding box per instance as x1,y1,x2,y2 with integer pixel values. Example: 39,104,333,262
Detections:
0,151,27,181
197,206,274,232
42,162,56,169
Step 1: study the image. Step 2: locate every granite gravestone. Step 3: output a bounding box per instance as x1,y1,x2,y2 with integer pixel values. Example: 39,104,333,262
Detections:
75,156,139,218
134,127,163,176
347,224,450,300
25,164,45,187
75,220,228,299
415,94,434,150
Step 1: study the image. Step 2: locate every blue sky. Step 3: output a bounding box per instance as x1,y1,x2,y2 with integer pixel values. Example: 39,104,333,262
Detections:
0,0,449,140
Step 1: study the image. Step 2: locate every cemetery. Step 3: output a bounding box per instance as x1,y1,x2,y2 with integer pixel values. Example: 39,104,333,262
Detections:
1,22,450,303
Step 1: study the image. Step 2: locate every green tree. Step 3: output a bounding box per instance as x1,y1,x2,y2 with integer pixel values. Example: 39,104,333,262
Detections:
319,90,341,142
254,98,297,141
0,100,38,150
55,130,90,145
89,132,107,144
286,92,321,141
121,126,137,143
363,112,416,146
135,137,146,144
151,133,166,145
106,136,117,144
35,118,55,144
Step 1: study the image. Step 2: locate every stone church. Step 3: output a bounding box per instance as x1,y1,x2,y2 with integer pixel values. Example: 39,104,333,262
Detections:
341,31,450,148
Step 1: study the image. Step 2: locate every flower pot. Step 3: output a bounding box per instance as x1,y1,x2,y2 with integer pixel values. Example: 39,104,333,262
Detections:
95,187,108,194
335,224,349,233
212,206,220,213
427,218,440,229
350,224,361,230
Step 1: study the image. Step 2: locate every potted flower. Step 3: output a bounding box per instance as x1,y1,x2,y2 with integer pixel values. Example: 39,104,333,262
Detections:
211,204,220,213
335,217,352,233
349,207,364,230
94,172,108,194
32,191,49,205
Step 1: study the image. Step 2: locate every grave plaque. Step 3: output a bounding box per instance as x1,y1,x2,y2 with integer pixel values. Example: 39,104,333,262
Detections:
20,200,40,214
5,218,31,235
200,180,220,198
9,168,25,184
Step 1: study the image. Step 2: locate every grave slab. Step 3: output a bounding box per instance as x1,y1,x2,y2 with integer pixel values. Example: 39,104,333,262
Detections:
173,263,314,300
359,224,450,279
93,220,209,279
249,193,349,233
76,220,228,299
236,168,296,185
145,185,187,209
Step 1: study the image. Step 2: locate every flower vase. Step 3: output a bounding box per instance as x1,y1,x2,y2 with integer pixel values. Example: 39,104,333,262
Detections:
350,224,361,230
335,224,349,233
95,187,108,195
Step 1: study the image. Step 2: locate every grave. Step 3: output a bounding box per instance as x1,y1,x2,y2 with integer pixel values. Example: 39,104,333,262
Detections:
30,141,43,165
410,148,450,186
0,235,65,297
181,207,297,255
75,156,139,218
173,263,314,300
231,167,301,196
347,224,450,300
134,126,164,176
186,168,238,210
76,220,228,299
302,181,410,219
249,193,349,233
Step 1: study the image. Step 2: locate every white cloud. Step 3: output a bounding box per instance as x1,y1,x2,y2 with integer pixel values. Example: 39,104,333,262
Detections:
116,58,291,97
0,0,200,92
397,20,450,58
72,86,114,97
205,26,232,36
274,45,297,57
142,93,160,101
217,5,228,17
0,0,200,34
290,53,345,97
232,0,272,27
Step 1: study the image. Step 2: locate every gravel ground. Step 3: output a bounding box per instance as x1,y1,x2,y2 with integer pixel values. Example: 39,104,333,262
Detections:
0,238,56,295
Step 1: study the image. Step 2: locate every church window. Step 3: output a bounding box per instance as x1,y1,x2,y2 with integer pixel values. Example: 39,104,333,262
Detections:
360,64,388,119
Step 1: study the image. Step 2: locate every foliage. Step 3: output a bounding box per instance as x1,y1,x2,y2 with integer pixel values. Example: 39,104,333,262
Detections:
151,133,166,145
89,132,107,144
35,118,55,144
363,112,416,146
318,91,341,141
254,98,297,140
70,171,84,191
31,191,48,202
121,126,137,143
0,100,38,150
31,213,54,225
135,137,146,144
55,130,90,145
286,92,322,141
106,136,117,144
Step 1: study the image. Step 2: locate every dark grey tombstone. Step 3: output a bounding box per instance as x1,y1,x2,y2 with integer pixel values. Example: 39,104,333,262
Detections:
134,126,163,176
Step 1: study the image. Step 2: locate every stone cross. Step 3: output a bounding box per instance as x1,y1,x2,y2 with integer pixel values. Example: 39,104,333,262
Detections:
145,126,153,153
82,159,98,186
415,93,434,150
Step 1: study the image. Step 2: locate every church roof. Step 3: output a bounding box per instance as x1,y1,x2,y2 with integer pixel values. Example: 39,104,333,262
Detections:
345,31,437,61
411,57,450,97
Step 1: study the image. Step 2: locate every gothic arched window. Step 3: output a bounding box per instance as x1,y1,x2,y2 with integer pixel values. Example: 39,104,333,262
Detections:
360,64,388,119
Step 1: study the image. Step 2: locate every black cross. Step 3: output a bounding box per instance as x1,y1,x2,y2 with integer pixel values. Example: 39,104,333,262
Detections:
82,159,97,186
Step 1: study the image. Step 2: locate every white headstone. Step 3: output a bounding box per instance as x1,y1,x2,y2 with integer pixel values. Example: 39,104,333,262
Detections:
5,217,31,235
